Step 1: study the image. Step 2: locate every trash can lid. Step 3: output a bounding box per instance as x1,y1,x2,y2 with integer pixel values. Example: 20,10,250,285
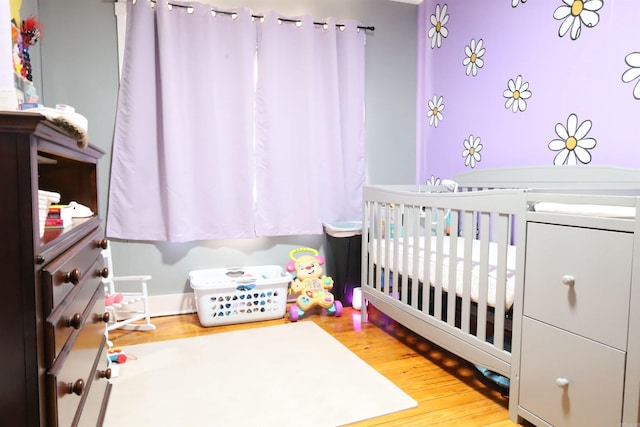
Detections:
323,221,362,237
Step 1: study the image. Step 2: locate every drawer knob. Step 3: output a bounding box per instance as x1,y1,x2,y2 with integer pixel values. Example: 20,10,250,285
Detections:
67,313,83,329
99,239,108,249
556,377,570,387
561,275,575,286
67,379,85,396
64,268,82,285
99,267,109,278
100,368,112,380
101,312,111,323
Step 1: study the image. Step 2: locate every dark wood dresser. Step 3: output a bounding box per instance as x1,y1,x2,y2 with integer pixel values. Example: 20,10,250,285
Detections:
0,112,111,426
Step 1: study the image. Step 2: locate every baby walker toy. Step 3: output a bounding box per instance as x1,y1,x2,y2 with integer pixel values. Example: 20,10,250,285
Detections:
286,247,342,322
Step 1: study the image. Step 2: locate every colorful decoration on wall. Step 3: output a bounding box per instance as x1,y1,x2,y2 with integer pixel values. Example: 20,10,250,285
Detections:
548,113,597,165
622,52,640,100
462,134,483,168
463,38,485,77
428,4,449,49
553,0,603,41
503,75,532,113
427,94,445,127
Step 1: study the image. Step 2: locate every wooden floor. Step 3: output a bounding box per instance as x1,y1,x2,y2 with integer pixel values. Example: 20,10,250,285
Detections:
108,304,531,427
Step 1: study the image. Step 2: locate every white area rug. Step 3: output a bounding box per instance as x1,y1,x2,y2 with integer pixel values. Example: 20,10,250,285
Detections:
104,322,416,427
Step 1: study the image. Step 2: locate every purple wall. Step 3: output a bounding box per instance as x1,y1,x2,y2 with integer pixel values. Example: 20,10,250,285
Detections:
416,0,640,184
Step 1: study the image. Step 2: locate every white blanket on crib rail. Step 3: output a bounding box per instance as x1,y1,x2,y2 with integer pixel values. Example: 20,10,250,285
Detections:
370,236,517,310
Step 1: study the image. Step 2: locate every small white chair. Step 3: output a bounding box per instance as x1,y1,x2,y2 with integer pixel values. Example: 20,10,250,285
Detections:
102,243,156,333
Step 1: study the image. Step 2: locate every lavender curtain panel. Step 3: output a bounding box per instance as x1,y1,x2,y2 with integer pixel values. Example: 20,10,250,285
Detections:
107,1,256,242
255,13,366,236
108,3,365,241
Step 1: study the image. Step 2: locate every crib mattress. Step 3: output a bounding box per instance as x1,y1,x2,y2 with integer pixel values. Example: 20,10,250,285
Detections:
370,236,517,310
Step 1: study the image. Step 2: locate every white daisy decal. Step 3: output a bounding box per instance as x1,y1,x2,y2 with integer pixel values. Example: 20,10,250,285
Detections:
462,135,483,168
622,52,640,100
427,95,445,127
503,75,532,113
512,0,527,7
463,39,485,77
426,175,441,186
548,113,597,165
428,4,449,49
553,0,603,41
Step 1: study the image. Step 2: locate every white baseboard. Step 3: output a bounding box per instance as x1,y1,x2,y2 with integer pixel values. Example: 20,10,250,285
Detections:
148,293,197,317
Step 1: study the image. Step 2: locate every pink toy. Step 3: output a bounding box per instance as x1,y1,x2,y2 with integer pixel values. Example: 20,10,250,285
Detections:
104,293,123,307
286,247,342,321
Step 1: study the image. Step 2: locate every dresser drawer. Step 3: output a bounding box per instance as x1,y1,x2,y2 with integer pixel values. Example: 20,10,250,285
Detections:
47,285,108,427
75,339,112,427
45,256,104,364
42,227,105,310
524,222,632,349
519,317,625,427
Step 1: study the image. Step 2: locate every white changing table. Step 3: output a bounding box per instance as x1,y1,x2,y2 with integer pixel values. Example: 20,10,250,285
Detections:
510,190,640,427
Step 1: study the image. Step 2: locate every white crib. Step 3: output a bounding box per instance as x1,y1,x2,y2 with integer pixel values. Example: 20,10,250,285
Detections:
360,165,640,426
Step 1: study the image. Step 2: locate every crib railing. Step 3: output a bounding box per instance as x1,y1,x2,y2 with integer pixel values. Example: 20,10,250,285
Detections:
361,185,527,377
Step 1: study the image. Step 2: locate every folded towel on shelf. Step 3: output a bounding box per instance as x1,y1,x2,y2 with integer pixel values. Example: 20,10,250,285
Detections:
29,107,89,148
533,202,636,219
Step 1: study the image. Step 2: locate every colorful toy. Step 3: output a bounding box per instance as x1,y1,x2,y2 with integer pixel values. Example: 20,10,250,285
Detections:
107,347,127,364
286,247,342,321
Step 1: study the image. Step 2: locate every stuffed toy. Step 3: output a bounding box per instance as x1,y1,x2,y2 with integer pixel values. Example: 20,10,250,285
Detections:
20,16,42,82
286,247,342,321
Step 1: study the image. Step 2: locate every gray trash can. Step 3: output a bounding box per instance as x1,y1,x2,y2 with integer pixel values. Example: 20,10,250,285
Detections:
323,221,362,307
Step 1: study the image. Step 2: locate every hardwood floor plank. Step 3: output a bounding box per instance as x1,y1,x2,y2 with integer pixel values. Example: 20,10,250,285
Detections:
108,304,530,426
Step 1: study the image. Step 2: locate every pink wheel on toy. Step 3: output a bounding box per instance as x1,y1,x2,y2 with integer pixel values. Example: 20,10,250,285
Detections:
289,305,299,322
333,300,343,317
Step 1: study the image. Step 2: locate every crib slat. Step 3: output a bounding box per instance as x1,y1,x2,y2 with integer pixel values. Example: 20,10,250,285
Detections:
493,213,510,350
476,212,491,342
434,209,446,320
447,209,459,327
422,206,433,314
461,210,474,334
399,206,410,305
409,206,421,310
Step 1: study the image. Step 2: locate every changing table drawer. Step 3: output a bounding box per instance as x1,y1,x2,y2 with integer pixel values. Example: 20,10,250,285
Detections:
519,317,625,427
524,222,632,350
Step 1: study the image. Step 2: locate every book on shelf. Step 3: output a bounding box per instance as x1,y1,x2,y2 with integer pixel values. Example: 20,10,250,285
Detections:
46,204,74,228
44,217,72,229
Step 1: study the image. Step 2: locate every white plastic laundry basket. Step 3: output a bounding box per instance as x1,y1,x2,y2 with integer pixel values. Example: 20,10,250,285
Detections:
189,266,291,327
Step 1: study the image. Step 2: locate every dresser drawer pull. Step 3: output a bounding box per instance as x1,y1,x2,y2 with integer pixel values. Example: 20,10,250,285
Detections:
101,312,110,323
99,239,109,250
100,368,112,380
67,313,83,329
99,267,109,278
64,268,82,285
556,377,570,387
66,379,85,396
561,275,575,286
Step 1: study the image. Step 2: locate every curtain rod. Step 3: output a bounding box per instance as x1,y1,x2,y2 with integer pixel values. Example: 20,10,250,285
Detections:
136,0,375,31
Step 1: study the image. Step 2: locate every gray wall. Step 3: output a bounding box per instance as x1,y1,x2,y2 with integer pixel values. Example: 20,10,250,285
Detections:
35,0,417,299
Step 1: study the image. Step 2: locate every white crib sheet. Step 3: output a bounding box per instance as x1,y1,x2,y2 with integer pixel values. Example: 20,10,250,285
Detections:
370,236,517,310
